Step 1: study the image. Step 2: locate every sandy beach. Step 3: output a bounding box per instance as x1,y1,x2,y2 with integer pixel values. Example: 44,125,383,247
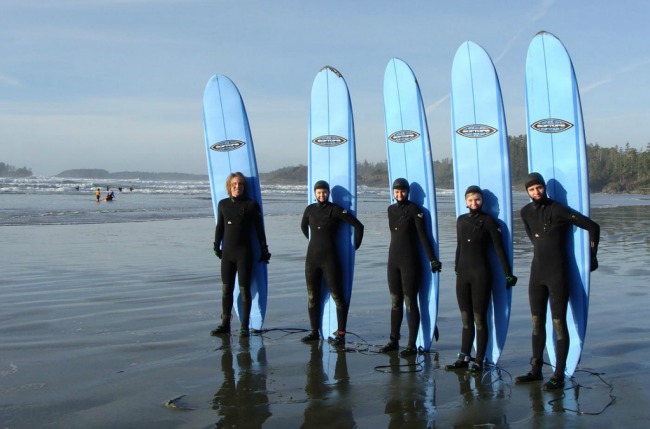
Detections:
1,195,649,428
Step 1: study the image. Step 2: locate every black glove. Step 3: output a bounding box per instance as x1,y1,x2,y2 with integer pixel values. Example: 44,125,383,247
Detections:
430,259,442,273
506,275,518,288
590,254,598,272
259,247,271,264
213,242,222,259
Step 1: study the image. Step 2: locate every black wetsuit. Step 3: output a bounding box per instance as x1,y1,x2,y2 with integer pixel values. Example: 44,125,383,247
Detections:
386,200,437,347
214,196,268,328
454,210,511,364
301,201,364,334
520,197,599,376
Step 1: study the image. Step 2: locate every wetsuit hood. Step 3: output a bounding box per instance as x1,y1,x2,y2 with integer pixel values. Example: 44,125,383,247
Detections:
525,172,546,190
464,185,483,197
313,180,330,192
392,178,410,192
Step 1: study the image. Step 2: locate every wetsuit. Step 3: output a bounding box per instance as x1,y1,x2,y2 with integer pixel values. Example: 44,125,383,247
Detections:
520,197,599,377
455,210,512,364
301,201,364,334
214,196,269,328
386,200,437,348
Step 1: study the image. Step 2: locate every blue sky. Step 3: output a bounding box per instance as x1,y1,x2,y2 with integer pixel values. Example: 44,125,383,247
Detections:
2,0,648,176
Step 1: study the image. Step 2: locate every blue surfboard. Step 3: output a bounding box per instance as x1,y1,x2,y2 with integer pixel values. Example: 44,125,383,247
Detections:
203,74,268,332
450,41,514,366
526,31,591,377
383,58,439,352
308,66,358,339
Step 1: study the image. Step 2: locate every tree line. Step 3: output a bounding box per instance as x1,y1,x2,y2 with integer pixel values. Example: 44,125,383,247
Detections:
0,162,32,178
261,135,650,193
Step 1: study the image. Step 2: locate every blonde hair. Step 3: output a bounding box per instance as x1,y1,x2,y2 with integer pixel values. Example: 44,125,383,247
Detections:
225,172,246,197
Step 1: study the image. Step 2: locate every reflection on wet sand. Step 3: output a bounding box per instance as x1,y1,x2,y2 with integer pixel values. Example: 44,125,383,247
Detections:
212,335,271,428
302,342,355,428
384,353,436,428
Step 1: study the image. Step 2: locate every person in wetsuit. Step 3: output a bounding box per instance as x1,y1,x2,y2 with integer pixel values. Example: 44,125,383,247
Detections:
444,185,517,373
300,180,364,346
379,178,442,358
516,172,600,390
211,172,271,337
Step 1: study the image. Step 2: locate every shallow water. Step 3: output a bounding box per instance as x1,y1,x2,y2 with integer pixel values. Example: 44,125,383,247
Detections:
1,181,649,428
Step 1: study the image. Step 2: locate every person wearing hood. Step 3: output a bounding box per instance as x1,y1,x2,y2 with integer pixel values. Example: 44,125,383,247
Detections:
444,186,516,373
300,180,364,346
516,172,600,390
211,172,271,338
379,178,442,358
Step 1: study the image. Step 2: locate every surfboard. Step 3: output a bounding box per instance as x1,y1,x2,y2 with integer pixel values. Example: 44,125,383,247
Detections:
525,31,591,377
203,74,268,332
308,66,358,340
450,41,514,366
383,58,439,352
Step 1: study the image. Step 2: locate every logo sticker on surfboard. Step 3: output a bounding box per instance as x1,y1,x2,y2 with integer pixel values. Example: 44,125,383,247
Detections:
456,124,498,139
530,118,574,133
312,135,347,147
389,130,420,143
210,140,246,152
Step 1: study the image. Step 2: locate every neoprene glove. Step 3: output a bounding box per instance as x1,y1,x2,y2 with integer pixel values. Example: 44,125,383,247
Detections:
430,259,442,273
506,275,518,288
590,254,598,272
259,247,271,264
213,242,222,259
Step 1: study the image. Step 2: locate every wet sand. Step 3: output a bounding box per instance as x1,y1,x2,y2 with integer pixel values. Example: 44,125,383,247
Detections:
1,205,649,428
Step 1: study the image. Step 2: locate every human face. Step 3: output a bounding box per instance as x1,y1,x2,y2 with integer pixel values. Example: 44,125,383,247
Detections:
230,177,245,198
526,183,545,201
465,192,483,210
393,188,408,202
315,188,329,203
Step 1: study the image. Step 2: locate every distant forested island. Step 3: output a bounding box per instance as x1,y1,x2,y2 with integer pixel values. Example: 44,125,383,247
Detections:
12,134,646,193
55,169,207,181
261,135,650,193
0,162,32,178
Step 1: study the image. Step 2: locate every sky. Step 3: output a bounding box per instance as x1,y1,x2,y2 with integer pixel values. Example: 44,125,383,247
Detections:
1,0,649,176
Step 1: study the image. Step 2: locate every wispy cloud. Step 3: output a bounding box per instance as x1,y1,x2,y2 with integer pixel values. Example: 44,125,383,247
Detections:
582,58,650,94
0,75,21,87
531,0,557,22
425,94,449,116
494,0,557,63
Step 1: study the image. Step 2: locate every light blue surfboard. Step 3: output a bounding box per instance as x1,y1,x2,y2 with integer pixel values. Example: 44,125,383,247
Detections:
526,31,591,377
383,58,439,352
450,41,514,366
203,74,268,332
308,66,357,339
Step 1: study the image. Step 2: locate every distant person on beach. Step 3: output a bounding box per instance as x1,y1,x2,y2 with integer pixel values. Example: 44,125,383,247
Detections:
444,185,516,373
95,188,101,202
118,187,123,192
129,187,133,192
516,172,600,390
300,180,364,346
211,172,271,338
379,178,442,357
105,191,115,201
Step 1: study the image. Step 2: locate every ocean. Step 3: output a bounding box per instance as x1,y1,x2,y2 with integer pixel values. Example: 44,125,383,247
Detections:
1,176,649,428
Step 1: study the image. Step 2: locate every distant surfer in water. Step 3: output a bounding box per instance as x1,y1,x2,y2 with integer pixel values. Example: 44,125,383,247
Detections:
211,172,271,338
444,185,516,373
517,172,600,390
379,178,442,357
300,180,364,346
